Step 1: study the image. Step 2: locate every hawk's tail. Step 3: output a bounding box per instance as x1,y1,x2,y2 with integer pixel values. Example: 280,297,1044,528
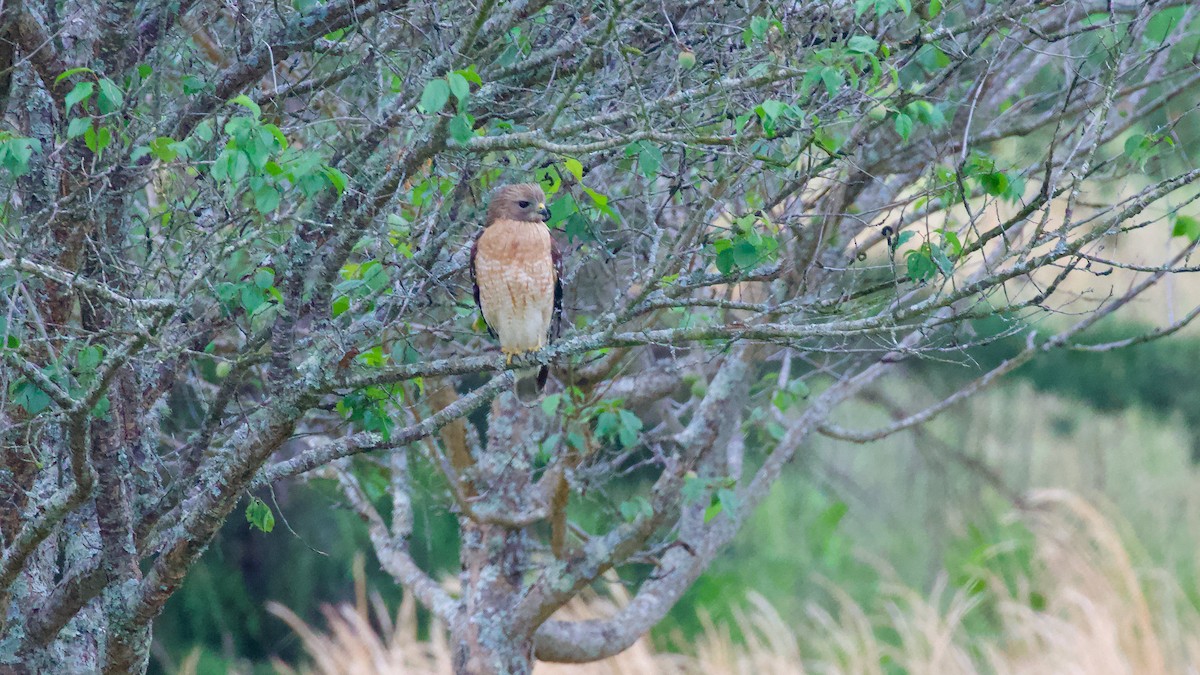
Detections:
514,365,549,404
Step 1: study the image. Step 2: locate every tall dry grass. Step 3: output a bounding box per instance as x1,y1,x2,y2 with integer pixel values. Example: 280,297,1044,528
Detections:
179,490,1200,675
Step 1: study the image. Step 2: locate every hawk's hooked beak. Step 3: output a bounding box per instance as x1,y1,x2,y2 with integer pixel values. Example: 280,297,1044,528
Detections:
537,203,550,222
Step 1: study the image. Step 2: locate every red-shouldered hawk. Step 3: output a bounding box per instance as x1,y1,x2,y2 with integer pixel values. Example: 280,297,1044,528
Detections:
469,183,563,402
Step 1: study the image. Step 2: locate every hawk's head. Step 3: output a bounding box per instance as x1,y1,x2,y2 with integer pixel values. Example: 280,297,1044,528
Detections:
486,183,550,225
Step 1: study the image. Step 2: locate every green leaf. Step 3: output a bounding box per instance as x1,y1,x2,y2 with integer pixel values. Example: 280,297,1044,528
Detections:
896,0,912,15
1172,215,1200,242
540,393,561,417
820,67,843,95
12,380,51,415
230,94,261,118
55,67,94,86
3,333,18,350
458,65,483,86
323,166,348,195
581,186,617,220
77,345,104,372
245,497,275,533
65,82,94,112
418,79,450,114
547,193,579,226
332,295,350,317
230,151,249,181
682,474,706,503
906,248,936,282
930,243,954,276
704,501,723,523
263,124,288,151
928,0,943,18
67,117,92,140
564,158,584,181
448,113,475,144
254,268,275,289
978,172,1009,197
211,150,230,181
537,164,562,194
716,488,740,520
847,35,878,54
254,185,281,213
97,78,124,114
240,285,265,314
732,239,762,269
181,75,207,95
83,125,111,155
149,136,178,162
906,100,945,127
618,497,652,522
749,15,769,41
941,230,963,256
894,112,913,141
636,143,662,178
758,99,788,122
0,136,41,177
447,72,470,103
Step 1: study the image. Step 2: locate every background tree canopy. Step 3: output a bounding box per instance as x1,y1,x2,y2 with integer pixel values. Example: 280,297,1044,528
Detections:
2,0,1199,673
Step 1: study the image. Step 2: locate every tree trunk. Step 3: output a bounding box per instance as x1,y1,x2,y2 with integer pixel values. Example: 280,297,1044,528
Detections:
453,520,535,675
451,392,543,675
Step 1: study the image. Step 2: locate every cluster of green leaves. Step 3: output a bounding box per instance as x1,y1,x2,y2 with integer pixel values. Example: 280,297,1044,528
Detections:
332,260,392,319
893,99,947,143
742,14,783,48
336,385,401,441
0,131,42,178
624,140,663,178
682,473,740,523
709,213,780,275
215,266,284,331
802,34,891,103
771,378,812,416
59,69,125,158
536,389,587,463
245,497,276,533
1124,131,1175,170
964,152,1026,201
6,344,109,417
139,96,345,218
751,98,799,139
590,399,644,449
1172,213,1200,242
545,162,618,242
417,66,482,145
916,152,1026,211
855,0,915,19
213,97,288,212
895,228,961,283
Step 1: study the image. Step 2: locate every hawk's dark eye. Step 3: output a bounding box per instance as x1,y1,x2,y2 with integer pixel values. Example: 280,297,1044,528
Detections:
517,200,531,208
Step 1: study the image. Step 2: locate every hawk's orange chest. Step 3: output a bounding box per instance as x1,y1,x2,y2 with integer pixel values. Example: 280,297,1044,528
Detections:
473,218,556,355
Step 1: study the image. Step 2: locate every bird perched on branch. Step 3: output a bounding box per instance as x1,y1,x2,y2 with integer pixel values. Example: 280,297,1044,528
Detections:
469,183,563,402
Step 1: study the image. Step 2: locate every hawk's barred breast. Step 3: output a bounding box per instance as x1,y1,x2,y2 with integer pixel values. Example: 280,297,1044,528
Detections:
473,217,556,355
